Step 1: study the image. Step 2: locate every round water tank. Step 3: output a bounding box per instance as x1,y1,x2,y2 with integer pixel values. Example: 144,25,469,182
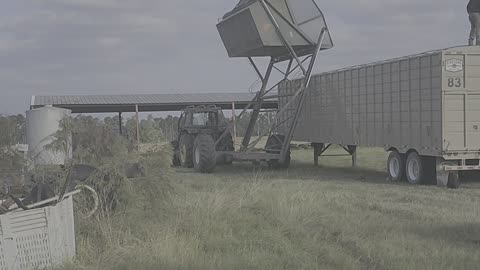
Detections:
26,106,72,166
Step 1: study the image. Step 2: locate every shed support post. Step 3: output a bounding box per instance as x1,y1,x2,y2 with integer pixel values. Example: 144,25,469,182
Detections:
118,112,123,135
232,102,237,148
135,105,140,151
3,182,8,195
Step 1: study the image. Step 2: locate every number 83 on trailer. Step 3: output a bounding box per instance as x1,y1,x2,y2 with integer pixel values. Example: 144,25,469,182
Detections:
447,77,463,88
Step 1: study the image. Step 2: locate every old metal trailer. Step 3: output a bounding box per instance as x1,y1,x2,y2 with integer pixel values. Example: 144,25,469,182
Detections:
279,45,480,188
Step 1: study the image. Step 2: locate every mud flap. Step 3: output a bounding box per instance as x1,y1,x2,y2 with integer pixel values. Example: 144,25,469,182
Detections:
435,158,459,187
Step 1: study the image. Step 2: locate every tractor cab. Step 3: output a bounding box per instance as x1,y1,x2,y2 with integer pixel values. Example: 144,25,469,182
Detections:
179,106,227,132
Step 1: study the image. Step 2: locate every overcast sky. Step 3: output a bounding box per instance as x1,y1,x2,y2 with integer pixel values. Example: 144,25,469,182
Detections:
0,0,469,114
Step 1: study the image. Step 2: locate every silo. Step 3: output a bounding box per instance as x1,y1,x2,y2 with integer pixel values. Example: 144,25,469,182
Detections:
26,106,72,166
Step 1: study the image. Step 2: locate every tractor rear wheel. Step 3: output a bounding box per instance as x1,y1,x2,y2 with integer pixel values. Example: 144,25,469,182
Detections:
193,134,216,173
179,134,195,168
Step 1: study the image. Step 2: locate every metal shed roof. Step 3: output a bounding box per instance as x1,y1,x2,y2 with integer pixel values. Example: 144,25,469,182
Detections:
30,93,278,113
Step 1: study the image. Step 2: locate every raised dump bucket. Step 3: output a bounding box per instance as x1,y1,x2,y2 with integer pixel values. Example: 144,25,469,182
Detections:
217,0,333,58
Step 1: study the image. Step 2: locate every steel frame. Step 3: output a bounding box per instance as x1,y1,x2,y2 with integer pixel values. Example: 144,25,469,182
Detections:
312,143,357,168
215,0,329,163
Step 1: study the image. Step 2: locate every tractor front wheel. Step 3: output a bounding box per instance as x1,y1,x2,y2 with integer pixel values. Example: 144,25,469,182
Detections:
217,133,234,165
171,140,181,167
179,134,195,168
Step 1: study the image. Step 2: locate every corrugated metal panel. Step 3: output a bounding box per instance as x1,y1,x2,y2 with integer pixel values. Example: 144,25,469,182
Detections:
30,93,277,113
279,47,448,157
33,93,257,106
280,45,480,159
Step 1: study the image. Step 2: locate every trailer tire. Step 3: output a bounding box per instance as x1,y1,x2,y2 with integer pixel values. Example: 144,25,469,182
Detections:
405,152,427,185
179,134,195,168
387,151,405,182
268,153,291,169
266,134,290,169
216,153,233,165
216,133,234,165
193,134,216,173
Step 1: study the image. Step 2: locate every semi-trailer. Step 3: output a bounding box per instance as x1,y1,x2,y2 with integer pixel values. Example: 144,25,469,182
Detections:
279,45,480,188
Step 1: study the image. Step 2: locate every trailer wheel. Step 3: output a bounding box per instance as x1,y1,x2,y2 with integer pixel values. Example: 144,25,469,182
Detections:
179,134,195,168
193,134,216,173
216,153,234,165
387,151,405,181
405,152,426,185
216,133,234,165
268,153,291,169
266,134,290,169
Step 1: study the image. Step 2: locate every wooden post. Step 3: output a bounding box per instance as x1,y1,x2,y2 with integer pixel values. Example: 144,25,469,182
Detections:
118,112,123,135
135,105,140,151
232,102,237,146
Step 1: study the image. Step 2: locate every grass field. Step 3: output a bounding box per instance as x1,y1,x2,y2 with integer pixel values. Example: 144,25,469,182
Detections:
72,147,480,270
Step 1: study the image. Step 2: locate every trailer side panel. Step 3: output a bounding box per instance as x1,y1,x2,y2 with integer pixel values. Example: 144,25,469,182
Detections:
279,49,445,156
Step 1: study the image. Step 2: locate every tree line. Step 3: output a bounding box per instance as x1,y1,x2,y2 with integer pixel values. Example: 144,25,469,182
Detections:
0,111,277,148
0,110,280,175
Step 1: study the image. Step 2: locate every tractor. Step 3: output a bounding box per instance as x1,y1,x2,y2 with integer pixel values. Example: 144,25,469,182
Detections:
172,106,234,173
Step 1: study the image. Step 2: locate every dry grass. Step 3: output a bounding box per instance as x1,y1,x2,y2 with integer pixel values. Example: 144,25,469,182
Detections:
65,147,480,270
